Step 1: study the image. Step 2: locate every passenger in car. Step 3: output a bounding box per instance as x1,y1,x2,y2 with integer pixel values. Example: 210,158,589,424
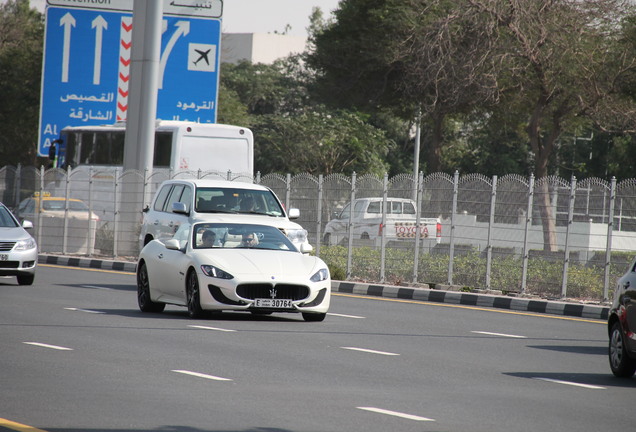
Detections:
201,230,216,247
239,233,259,247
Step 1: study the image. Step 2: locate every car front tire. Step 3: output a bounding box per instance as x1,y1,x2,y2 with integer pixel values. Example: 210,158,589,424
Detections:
609,321,636,377
17,274,34,285
302,312,326,322
137,262,165,313
186,270,204,319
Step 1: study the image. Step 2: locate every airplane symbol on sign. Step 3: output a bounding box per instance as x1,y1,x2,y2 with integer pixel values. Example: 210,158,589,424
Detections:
193,48,211,66
188,43,216,72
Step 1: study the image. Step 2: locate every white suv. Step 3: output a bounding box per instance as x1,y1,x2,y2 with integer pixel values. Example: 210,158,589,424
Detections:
139,179,309,252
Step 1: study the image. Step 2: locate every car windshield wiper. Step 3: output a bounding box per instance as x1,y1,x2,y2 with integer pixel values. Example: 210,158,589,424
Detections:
238,210,277,217
198,209,238,214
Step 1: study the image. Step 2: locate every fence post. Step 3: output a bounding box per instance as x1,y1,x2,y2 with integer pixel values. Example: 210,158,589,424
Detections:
113,167,121,257
380,173,388,283
485,175,497,289
285,173,291,211
13,164,21,207
413,171,424,284
604,177,617,301
87,166,95,256
63,165,71,255
448,170,459,285
561,176,577,298
36,166,45,248
316,174,324,257
346,172,357,280
521,174,535,294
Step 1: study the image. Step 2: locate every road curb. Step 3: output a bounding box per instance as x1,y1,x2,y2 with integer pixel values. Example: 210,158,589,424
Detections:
39,254,609,321
332,281,610,321
39,254,137,273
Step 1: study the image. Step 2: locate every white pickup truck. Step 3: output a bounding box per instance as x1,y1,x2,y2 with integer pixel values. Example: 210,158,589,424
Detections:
323,197,441,246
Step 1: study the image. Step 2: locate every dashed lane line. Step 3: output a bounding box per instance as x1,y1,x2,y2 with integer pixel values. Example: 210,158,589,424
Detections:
172,369,233,381
341,347,400,356
23,342,73,351
357,407,435,422
472,331,527,338
533,377,606,389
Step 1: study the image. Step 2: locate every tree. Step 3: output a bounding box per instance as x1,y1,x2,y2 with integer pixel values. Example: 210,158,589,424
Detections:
0,0,44,166
467,0,636,250
220,58,393,175
253,108,392,175
309,0,500,174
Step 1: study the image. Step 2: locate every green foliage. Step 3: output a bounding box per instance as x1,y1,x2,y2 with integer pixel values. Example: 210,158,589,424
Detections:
319,244,620,300
0,0,43,166
253,108,392,175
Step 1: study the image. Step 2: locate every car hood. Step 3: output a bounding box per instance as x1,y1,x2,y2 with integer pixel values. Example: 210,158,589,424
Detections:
0,227,32,242
190,213,304,231
201,250,324,279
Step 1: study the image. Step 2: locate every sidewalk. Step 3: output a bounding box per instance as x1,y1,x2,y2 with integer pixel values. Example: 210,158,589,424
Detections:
39,254,610,321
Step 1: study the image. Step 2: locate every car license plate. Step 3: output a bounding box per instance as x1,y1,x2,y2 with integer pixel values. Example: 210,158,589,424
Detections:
0,254,7,261
254,298,293,308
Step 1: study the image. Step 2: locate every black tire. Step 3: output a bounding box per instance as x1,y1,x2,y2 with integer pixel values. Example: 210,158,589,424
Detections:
609,321,636,377
17,274,34,285
302,312,326,322
186,270,204,319
323,233,331,245
137,262,165,313
360,232,370,240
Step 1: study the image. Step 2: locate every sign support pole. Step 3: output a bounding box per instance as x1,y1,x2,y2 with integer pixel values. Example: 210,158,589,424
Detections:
123,0,163,172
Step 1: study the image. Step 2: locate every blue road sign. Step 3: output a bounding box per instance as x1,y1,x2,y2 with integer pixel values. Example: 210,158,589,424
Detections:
38,6,221,157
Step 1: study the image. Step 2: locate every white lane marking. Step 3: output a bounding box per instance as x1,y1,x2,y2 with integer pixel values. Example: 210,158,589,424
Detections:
172,370,232,381
533,377,605,389
23,342,73,351
188,325,237,332
80,285,113,291
472,331,527,339
341,347,400,356
328,312,365,319
65,307,105,314
357,407,435,422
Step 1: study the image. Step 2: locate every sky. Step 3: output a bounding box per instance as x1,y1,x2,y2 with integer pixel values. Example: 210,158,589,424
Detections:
24,0,342,38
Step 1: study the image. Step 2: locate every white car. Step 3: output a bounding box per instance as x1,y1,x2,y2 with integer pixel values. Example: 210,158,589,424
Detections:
139,179,309,251
0,203,37,285
137,221,331,321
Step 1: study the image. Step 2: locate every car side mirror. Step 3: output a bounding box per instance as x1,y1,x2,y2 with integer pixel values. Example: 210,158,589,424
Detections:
288,208,300,219
299,243,313,254
22,220,34,230
172,202,188,215
164,239,181,250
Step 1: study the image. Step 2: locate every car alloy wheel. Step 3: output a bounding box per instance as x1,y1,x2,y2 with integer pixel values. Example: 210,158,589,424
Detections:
609,321,636,377
137,262,165,313
186,270,204,319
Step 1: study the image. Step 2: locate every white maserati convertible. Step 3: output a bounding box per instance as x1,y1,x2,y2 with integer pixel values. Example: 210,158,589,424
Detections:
136,222,331,321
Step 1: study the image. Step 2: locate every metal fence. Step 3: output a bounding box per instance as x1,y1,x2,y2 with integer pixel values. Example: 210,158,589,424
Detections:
2,164,635,302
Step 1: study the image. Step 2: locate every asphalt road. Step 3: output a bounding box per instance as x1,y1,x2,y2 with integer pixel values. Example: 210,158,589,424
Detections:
0,264,633,432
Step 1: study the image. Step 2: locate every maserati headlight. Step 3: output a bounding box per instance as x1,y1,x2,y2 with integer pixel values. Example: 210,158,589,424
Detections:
310,268,329,282
14,238,36,251
201,265,234,279
286,229,308,245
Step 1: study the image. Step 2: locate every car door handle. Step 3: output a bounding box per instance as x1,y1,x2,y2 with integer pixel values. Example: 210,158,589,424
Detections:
153,220,159,225
158,253,163,259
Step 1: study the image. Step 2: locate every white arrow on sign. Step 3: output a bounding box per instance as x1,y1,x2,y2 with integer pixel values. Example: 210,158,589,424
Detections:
159,20,190,89
60,12,76,83
92,15,108,85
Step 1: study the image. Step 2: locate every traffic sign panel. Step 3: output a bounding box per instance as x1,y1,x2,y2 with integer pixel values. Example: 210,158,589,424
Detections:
38,4,221,156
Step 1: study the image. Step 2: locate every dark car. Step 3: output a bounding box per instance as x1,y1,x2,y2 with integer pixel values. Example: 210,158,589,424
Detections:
608,257,636,377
